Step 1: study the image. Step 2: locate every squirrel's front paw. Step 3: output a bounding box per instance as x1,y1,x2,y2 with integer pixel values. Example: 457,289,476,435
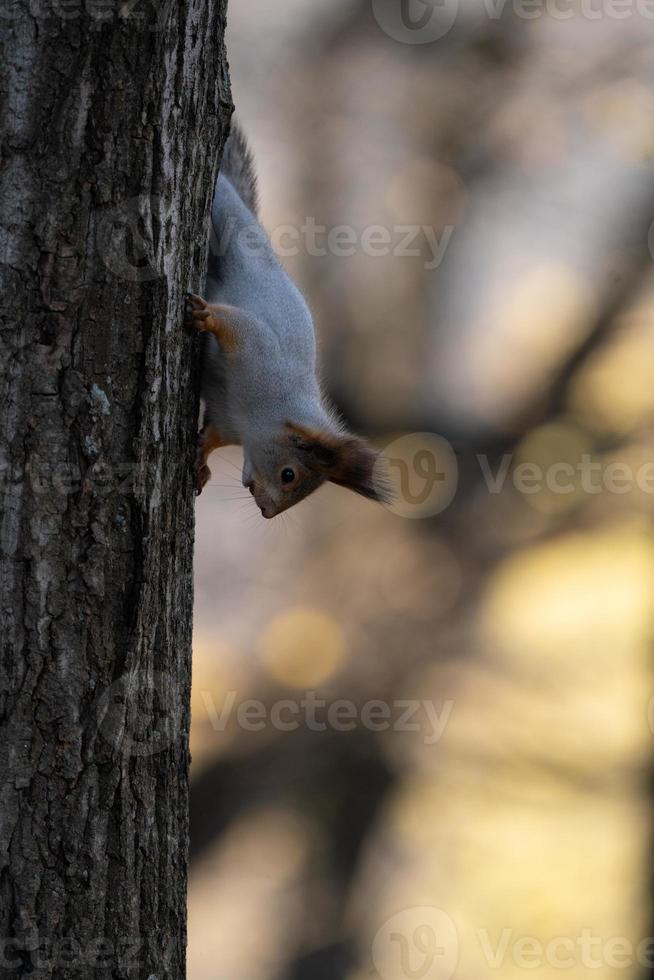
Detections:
195,463,211,495
184,293,211,333
194,432,212,495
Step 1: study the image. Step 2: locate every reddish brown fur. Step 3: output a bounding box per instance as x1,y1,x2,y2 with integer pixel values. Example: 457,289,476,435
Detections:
284,422,388,502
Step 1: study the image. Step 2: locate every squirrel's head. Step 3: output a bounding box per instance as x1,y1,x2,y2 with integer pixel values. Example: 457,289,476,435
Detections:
242,422,389,519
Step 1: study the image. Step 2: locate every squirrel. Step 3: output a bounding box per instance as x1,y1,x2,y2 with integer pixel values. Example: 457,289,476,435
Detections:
185,122,388,519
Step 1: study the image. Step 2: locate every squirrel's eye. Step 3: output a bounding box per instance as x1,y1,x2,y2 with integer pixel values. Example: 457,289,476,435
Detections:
281,467,296,485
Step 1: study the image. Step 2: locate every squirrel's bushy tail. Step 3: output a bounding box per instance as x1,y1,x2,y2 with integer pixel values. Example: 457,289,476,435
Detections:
220,119,259,216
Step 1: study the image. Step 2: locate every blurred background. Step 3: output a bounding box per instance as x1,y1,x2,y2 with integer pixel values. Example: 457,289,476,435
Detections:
189,2,654,978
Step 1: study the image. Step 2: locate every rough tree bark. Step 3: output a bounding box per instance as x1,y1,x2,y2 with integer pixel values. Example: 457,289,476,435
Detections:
0,3,231,978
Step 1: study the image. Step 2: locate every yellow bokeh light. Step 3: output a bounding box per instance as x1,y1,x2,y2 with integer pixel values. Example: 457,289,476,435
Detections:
568,320,654,435
258,608,347,689
191,634,247,719
480,522,654,666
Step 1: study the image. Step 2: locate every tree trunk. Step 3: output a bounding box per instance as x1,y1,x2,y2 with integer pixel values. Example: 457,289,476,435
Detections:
0,4,231,978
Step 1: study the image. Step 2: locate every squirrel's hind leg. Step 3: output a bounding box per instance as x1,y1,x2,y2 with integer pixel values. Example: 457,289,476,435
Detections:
185,294,240,353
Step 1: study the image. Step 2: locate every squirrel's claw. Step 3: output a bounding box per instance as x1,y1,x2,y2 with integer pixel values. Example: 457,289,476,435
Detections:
194,433,212,495
195,462,211,495
184,293,212,333
195,463,211,497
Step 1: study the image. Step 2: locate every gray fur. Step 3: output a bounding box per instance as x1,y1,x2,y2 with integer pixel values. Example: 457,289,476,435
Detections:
219,120,259,216
204,175,330,437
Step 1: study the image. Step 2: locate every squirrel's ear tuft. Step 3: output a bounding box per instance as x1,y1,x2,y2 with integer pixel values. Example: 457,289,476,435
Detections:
284,423,390,503
326,436,391,503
